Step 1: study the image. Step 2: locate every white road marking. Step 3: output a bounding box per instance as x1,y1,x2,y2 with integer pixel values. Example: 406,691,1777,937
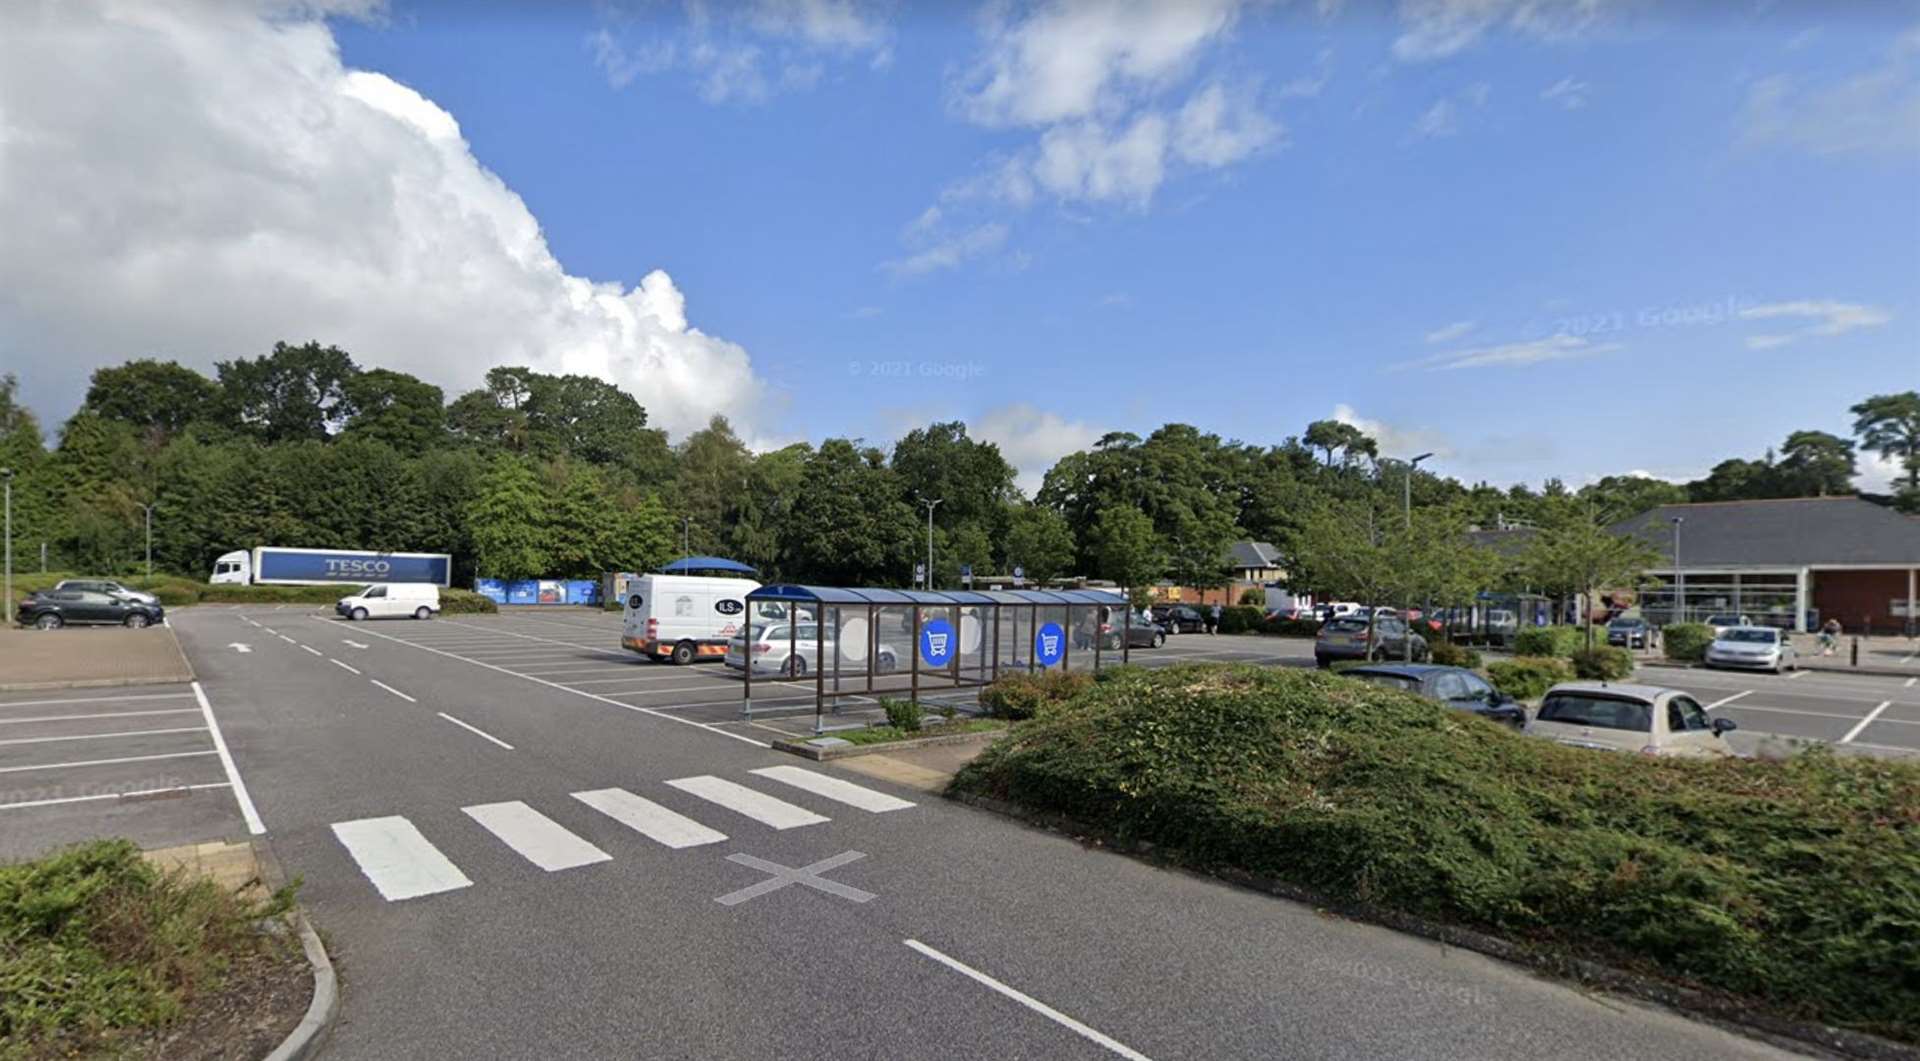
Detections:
330,659,362,675
1840,701,1893,744
229,643,252,653
0,726,208,747
463,801,610,871
0,749,219,775
750,766,915,812
559,676,732,689
370,680,416,703
437,712,514,750
0,782,232,812
0,692,195,710
262,627,278,635
300,644,323,656
343,640,369,650
1787,669,1810,680
0,707,200,726
193,681,267,835
1710,702,1863,722
573,788,727,848
665,775,829,830
440,619,633,657
904,940,1154,1061
333,620,767,747
331,816,472,901
1907,677,1917,689
1704,690,1752,710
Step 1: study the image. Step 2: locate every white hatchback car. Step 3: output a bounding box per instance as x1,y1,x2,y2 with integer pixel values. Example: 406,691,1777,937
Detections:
1524,682,1739,759
1704,626,1796,674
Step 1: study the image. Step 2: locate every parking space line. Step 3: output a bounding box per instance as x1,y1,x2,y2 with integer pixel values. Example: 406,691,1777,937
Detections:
1,782,233,812
0,707,201,726
1841,702,1893,744
437,712,515,750
0,692,194,710
560,674,732,687
1907,677,1917,689
192,682,267,835
0,726,208,747
571,681,734,697
299,644,323,656
330,659,362,675
441,619,632,657
904,940,1153,1061
1705,690,1752,710
1787,669,1809,679
263,627,278,635
1712,702,1863,722
0,749,220,775
370,680,417,703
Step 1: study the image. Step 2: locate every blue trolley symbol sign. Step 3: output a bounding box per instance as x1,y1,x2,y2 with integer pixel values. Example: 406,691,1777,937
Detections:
920,617,956,667
1035,622,1066,667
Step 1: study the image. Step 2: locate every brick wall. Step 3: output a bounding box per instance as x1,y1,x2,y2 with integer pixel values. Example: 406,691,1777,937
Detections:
1811,568,1917,633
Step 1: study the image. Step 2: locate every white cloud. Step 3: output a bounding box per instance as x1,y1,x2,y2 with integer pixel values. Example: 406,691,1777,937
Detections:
1540,76,1589,110
1413,334,1621,370
1854,451,1907,494
592,0,890,105
1392,0,1613,62
1738,27,1920,155
1424,320,1476,343
1737,300,1892,349
1277,48,1334,100
0,0,769,439
971,402,1105,496
883,222,1010,277
848,305,884,319
1331,404,1453,461
1410,81,1489,140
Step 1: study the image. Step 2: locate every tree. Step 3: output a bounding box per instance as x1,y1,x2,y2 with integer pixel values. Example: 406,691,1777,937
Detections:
1777,430,1856,497
1089,505,1162,595
1518,503,1662,647
672,415,753,556
1688,457,1779,502
1303,419,1376,467
344,369,446,451
0,374,53,560
779,439,917,585
889,421,1017,532
82,360,218,438
1578,475,1687,522
1852,391,1920,501
466,457,549,579
607,492,675,574
1003,503,1075,585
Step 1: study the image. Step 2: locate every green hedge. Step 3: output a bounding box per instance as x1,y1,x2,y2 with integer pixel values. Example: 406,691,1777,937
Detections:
952,664,1920,1043
979,670,1096,720
7,572,496,613
1571,646,1634,681
1262,617,1323,638
1485,656,1576,700
1511,625,1607,658
1427,641,1483,669
1216,606,1265,634
1664,622,1714,662
441,589,497,614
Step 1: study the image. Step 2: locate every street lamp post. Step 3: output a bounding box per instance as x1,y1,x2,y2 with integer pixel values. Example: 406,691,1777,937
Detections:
1402,453,1434,661
681,516,692,560
137,502,157,579
2,468,13,627
1670,516,1685,627
917,496,943,590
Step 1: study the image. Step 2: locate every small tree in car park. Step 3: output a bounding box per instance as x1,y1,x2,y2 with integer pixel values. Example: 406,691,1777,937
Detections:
1091,504,1163,603
1517,502,1661,649
1292,497,1393,658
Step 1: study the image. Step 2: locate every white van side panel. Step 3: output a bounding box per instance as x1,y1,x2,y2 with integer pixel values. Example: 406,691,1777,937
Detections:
620,575,760,659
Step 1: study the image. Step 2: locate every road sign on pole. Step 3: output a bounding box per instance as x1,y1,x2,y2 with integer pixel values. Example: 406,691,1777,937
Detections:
961,564,973,588
914,562,926,589
1012,565,1024,588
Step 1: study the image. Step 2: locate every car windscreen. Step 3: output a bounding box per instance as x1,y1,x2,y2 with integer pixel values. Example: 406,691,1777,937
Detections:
1609,619,1643,627
1325,618,1370,633
1722,629,1777,643
1537,694,1652,732
1347,673,1419,693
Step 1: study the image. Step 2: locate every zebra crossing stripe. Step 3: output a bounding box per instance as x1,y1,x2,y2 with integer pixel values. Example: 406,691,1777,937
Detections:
331,816,473,901
664,775,829,830
749,766,915,812
572,788,727,849
463,801,611,872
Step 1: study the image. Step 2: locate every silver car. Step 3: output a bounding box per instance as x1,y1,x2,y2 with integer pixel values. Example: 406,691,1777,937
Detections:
1524,682,1738,759
1704,626,1796,674
53,578,160,607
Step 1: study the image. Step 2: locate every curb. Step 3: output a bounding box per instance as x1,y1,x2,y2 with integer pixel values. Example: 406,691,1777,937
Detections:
946,790,1917,1061
772,726,1007,761
1639,659,1920,681
0,674,195,692
254,841,339,1061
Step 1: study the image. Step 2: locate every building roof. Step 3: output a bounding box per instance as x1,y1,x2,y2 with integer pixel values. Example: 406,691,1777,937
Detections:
1610,497,1920,568
1227,541,1281,569
746,584,1126,607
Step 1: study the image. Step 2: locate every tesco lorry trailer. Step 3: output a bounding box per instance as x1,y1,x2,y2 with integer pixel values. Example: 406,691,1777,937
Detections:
209,547,452,587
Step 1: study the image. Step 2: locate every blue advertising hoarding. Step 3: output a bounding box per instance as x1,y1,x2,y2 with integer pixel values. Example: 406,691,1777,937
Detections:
475,578,603,606
255,549,450,586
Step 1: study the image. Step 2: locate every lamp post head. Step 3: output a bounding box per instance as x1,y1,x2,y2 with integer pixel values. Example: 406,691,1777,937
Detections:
1410,452,1434,466
0,467,12,481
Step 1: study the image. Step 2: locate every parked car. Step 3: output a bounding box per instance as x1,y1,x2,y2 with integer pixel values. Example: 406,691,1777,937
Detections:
17,589,165,630
1094,606,1165,649
335,583,441,621
1339,664,1526,728
52,578,159,607
1151,604,1206,633
1705,626,1797,674
1606,616,1650,649
1523,682,1737,758
1314,616,1429,666
724,622,900,677
1315,601,1363,621
1703,613,1754,637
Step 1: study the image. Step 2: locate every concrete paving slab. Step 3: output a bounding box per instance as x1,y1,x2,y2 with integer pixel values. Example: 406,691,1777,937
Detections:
0,625,196,690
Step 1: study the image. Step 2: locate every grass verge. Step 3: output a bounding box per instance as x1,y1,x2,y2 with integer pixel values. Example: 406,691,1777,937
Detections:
1,840,301,1059
827,718,1005,746
951,663,1920,1043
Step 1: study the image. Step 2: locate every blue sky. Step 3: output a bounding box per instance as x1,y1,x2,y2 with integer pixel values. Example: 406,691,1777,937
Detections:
4,1,1916,493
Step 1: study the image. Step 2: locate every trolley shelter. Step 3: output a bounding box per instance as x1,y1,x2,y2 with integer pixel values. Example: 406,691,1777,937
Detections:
740,585,1134,733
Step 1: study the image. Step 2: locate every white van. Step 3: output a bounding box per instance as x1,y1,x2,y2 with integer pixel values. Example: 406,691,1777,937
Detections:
335,583,441,621
621,574,761,664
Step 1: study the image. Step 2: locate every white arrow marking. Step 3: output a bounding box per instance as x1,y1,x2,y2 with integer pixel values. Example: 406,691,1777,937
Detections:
228,643,252,654
343,640,369,650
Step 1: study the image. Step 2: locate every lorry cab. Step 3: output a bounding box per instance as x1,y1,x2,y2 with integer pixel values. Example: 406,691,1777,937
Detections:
336,583,441,621
621,574,762,664
211,550,251,585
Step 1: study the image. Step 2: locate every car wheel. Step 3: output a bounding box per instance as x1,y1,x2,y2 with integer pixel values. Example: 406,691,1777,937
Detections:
671,641,696,666
123,613,150,629
351,607,369,622
1153,631,1166,647
875,652,897,674
1314,655,1329,669
783,656,807,678
414,606,432,621
35,613,63,630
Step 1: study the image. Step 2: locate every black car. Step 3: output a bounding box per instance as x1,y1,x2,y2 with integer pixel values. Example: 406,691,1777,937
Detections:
1338,664,1526,728
1082,607,1165,650
17,589,166,630
1151,604,1206,634
1606,617,1650,649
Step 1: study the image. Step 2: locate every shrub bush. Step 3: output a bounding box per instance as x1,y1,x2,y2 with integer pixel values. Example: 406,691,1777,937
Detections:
1570,645,1634,681
1237,586,1265,608
881,697,924,733
952,663,1920,1043
1663,622,1714,662
1216,606,1264,634
1262,617,1323,638
979,669,1096,720
1485,656,1575,700
1512,625,1606,658
441,589,499,614
1427,641,1483,669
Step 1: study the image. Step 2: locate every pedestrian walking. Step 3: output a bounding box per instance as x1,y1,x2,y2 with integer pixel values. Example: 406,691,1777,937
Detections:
1210,602,1222,635
1819,618,1841,656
